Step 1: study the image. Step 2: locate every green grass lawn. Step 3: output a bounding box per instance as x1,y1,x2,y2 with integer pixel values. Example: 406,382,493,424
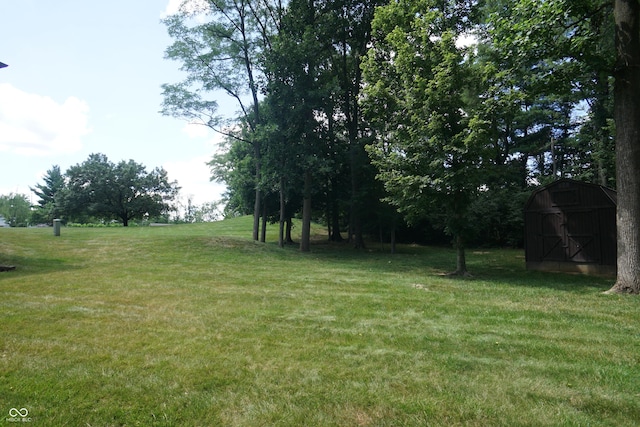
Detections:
1,217,638,426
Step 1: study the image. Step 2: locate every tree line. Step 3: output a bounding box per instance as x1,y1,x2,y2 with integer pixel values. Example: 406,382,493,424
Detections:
1,154,181,227
162,0,639,294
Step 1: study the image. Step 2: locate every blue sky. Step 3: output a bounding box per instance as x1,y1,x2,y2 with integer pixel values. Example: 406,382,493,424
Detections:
0,0,227,208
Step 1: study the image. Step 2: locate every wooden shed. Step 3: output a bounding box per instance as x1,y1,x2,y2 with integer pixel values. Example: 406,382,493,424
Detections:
524,178,617,276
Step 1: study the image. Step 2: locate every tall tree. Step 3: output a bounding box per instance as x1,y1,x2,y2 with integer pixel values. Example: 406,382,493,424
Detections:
30,165,65,224
324,0,387,247
265,0,334,252
31,165,64,207
608,0,640,294
362,0,486,274
162,0,283,241
58,154,180,226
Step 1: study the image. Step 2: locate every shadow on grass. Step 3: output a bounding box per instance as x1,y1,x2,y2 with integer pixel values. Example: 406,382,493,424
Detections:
275,238,614,294
464,251,615,293
474,266,613,293
0,255,81,280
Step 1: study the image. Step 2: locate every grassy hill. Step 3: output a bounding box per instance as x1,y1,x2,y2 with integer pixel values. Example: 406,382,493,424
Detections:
0,217,638,426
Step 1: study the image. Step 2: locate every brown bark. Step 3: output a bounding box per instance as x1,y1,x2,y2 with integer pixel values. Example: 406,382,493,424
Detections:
285,217,294,243
252,170,261,241
329,178,343,242
261,197,267,243
300,170,312,252
453,235,470,276
279,176,285,248
608,0,640,294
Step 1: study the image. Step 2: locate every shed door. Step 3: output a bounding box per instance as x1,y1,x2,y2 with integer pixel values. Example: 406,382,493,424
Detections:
541,212,565,261
539,210,600,263
565,210,599,263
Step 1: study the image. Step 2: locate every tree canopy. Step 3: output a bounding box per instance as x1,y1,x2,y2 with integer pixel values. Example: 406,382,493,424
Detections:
57,154,180,226
0,193,31,227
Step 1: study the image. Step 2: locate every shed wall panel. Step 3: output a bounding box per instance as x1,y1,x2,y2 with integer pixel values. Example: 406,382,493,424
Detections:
524,179,617,275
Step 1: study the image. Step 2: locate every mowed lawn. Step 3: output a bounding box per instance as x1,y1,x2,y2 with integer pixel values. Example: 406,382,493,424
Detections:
1,217,638,426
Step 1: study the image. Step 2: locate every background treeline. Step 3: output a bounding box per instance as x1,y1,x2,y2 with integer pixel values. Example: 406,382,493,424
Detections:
163,0,616,254
1,154,181,227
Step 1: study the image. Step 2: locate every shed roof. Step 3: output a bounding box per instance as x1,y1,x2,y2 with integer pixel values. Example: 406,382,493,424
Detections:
525,178,617,212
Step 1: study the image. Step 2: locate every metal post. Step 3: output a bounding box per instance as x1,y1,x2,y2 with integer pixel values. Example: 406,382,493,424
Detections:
53,219,61,236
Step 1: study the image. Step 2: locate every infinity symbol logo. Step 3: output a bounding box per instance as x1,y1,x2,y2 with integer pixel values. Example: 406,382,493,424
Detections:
8,408,28,417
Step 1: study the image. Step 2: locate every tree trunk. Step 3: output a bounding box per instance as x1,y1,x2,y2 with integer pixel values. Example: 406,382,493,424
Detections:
261,197,267,243
253,171,261,241
330,178,343,242
390,217,397,255
279,177,285,248
285,217,294,243
350,205,365,249
348,121,365,249
326,204,332,240
300,170,312,252
244,5,262,243
594,70,612,187
331,212,343,241
452,234,469,276
608,0,640,294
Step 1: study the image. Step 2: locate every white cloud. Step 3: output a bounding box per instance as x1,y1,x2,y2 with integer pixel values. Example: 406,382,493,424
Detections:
164,155,225,206
165,121,227,206
182,122,210,138
161,0,211,18
0,84,91,156
161,0,182,17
